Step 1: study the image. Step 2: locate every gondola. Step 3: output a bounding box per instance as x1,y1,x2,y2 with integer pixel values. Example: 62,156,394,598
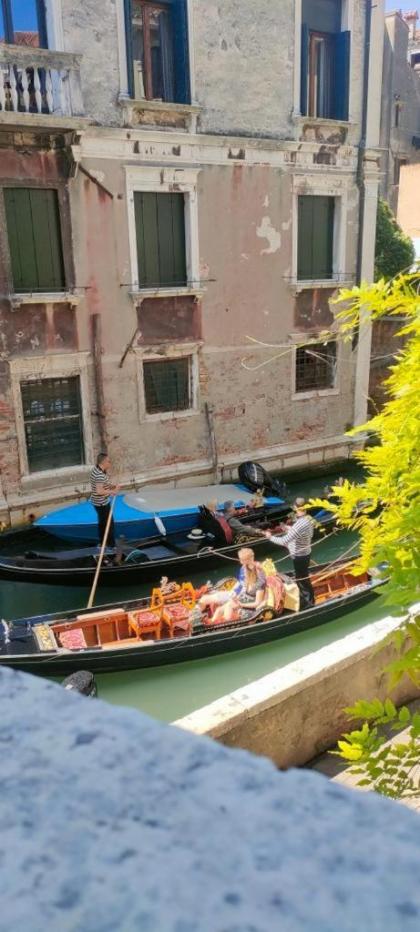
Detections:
0,559,386,676
33,477,286,543
0,502,333,587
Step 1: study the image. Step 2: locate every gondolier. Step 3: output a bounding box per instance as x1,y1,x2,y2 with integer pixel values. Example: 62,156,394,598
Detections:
264,497,315,607
90,453,118,548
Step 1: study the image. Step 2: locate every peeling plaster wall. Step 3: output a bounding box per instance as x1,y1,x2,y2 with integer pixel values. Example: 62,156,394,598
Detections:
0,147,360,520
192,0,294,138
61,0,121,126
380,13,420,211
0,1,383,522
56,0,369,141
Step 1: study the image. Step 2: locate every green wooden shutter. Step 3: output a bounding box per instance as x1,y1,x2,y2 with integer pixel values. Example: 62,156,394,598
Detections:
297,196,314,280
4,187,65,292
134,191,187,287
300,24,309,116
298,195,334,280
332,31,351,121
311,196,334,279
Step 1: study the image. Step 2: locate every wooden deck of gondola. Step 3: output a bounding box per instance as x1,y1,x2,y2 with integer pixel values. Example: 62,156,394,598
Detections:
0,565,385,676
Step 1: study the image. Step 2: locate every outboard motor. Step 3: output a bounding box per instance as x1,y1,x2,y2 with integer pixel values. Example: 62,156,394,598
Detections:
62,670,98,698
238,461,288,499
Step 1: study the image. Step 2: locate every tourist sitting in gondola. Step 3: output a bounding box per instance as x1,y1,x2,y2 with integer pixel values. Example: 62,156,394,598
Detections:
223,501,267,543
199,547,267,625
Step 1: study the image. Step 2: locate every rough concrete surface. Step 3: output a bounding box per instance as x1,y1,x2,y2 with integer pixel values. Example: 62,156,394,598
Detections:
1,667,420,931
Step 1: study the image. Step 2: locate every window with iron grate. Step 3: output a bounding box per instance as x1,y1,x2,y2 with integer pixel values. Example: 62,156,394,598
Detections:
295,341,337,393
143,356,191,414
21,376,85,473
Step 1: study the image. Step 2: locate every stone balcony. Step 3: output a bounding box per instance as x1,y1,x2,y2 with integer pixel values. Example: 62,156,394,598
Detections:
0,45,84,127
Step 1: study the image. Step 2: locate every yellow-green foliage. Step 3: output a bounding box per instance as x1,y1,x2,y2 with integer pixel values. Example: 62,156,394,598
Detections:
311,274,420,611
322,274,420,798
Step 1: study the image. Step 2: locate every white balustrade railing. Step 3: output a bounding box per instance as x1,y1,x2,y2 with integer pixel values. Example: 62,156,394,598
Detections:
0,45,83,118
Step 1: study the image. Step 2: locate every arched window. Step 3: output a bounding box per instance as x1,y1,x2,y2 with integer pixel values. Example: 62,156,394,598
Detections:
0,0,47,49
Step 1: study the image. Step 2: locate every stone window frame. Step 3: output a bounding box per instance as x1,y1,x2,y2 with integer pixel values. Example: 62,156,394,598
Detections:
116,0,196,104
125,165,201,298
293,0,355,121
9,352,94,484
44,0,65,50
290,335,341,401
291,175,350,290
134,342,200,423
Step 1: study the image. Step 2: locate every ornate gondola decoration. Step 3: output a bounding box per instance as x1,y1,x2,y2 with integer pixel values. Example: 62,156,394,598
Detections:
0,560,386,677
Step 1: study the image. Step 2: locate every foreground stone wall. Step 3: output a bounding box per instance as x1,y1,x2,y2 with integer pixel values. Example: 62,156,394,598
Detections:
176,613,420,768
1,667,420,931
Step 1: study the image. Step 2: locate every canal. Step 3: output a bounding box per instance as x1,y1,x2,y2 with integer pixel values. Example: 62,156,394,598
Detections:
0,468,390,722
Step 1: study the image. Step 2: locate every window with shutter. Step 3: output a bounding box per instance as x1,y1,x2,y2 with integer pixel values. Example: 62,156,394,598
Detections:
4,188,65,293
295,341,337,393
21,377,85,473
301,0,350,121
143,356,191,414
298,195,334,281
127,0,190,104
134,191,187,287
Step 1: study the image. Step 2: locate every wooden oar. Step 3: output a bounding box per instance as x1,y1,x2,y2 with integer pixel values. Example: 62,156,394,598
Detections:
87,497,116,609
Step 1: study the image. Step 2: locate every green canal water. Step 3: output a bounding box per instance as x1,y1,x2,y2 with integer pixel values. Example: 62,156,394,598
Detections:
0,467,394,722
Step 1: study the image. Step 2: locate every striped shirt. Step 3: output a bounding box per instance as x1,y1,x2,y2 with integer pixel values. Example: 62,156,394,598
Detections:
271,515,314,557
90,466,111,507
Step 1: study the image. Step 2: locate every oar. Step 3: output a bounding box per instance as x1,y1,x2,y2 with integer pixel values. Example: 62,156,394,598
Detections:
87,497,116,609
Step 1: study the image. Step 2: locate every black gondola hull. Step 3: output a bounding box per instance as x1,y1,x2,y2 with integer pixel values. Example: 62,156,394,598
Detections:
0,581,382,676
0,516,335,587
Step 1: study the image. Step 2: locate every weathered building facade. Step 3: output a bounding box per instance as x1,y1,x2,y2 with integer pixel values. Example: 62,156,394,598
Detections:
0,0,385,525
379,9,420,212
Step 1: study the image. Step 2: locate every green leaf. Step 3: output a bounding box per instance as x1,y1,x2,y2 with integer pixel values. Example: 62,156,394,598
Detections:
384,698,397,719
336,741,364,761
398,706,411,724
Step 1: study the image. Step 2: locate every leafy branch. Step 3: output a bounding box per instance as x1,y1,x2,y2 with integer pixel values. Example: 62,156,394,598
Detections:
316,272,420,799
332,699,420,800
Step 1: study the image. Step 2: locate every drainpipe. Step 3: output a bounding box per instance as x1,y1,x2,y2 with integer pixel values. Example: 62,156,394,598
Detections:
91,314,108,451
356,0,373,287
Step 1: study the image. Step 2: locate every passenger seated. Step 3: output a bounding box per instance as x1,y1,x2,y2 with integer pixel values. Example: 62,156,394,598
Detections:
223,501,266,542
202,547,267,625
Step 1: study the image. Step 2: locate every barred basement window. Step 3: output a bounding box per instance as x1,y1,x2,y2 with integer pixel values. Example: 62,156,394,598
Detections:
143,356,191,414
295,341,337,393
21,376,85,473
